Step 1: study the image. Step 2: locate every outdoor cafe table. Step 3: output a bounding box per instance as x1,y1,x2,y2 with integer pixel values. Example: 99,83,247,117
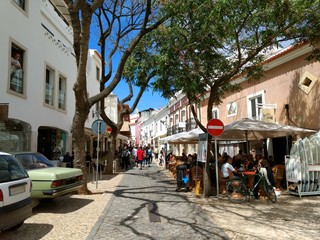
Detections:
242,171,256,189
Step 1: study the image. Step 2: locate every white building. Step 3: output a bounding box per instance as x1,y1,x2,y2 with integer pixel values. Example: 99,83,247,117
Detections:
152,106,169,150
0,0,76,158
0,0,102,160
129,109,140,146
84,49,104,156
139,108,159,147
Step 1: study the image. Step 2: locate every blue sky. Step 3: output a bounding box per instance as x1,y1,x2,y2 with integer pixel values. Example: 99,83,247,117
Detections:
113,83,168,112
89,28,168,112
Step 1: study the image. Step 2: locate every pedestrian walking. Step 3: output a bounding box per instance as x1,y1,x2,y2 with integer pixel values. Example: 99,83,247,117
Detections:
121,146,130,170
136,146,144,170
147,147,152,166
159,150,164,166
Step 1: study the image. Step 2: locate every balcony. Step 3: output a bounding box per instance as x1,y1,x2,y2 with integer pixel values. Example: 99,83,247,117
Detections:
166,127,172,136
186,118,197,131
171,124,186,134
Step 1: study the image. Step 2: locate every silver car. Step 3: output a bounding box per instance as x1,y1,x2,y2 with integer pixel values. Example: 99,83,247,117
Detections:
0,152,32,232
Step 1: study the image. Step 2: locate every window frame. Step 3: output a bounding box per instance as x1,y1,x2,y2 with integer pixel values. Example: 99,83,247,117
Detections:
227,102,237,117
44,66,55,107
11,0,28,14
96,66,100,81
9,42,26,97
58,74,67,111
247,90,265,120
212,107,219,119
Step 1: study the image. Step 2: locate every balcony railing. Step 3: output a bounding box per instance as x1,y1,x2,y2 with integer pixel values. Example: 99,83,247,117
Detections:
186,118,197,131
166,127,172,136
165,118,197,136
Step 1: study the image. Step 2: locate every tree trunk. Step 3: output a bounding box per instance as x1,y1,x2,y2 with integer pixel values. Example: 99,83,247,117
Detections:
72,108,90,194
203,135,213,197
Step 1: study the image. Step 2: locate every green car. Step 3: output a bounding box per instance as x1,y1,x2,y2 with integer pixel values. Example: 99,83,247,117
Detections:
14,152,83,199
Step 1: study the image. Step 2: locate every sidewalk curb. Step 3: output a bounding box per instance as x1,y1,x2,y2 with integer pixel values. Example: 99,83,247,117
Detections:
86,173,126,240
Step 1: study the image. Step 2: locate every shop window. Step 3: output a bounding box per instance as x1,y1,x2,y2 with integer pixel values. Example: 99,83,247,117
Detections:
10,44,25,94
298,71,317,95
45,67,55,106
0,119,31,152
58,75,66,110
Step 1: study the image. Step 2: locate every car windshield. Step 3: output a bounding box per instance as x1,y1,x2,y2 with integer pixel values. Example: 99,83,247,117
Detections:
15,153,54,169
33,154,54,167
0,155,29,183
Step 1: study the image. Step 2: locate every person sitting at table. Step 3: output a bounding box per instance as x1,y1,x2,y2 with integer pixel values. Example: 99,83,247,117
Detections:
244,154,255,170
233,150,245,169
221,155,238,180
260,159,276,187
253,159,276,199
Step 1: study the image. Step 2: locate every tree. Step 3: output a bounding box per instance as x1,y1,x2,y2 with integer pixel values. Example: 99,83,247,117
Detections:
65,0,172,193
152,0,320,196
92,1,170,174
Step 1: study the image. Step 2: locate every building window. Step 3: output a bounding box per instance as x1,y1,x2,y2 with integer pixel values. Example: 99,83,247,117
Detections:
13,0,26,10
58,75,66,110
181,110,186,122
247,90,265,120
212,108,219,119
96,66,100,81
10,44,24,94
175,114,179,124
45,67,55,106
227,102,237,117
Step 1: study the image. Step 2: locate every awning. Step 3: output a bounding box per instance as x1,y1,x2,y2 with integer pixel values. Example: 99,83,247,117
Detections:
160,128,205,144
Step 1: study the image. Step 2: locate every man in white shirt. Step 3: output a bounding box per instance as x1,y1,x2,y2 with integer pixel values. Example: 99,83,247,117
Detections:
221,156,237,179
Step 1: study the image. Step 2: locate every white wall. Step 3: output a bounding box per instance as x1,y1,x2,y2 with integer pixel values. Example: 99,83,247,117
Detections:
0,0,76,152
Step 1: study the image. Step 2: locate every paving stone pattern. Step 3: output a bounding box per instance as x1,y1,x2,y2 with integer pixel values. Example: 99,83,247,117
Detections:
88,166,228,240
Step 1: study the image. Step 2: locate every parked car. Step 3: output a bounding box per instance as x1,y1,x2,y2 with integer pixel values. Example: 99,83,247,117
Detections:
13,152,83,199
0,152,32,232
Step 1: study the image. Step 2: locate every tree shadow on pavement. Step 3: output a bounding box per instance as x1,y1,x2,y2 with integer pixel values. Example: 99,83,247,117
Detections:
0,223,53,240
100,170,229,240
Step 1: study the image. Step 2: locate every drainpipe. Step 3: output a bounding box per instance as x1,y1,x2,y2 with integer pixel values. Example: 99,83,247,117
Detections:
285,104,289,155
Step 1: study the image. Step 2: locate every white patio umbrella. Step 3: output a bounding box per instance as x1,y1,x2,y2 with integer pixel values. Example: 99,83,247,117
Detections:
219,118,316,141
218,118,316,153
160,119,316,146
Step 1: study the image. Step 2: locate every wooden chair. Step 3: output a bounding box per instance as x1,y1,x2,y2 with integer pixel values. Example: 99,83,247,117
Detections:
218,169,228,193
228,168,235,179
272,165,285,189
190,166,204,193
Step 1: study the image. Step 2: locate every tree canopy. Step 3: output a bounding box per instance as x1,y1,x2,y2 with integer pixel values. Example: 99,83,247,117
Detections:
147,0,320,196
152,0,320,127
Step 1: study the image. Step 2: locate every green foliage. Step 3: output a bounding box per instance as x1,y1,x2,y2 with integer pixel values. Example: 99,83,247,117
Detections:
149,0,320,109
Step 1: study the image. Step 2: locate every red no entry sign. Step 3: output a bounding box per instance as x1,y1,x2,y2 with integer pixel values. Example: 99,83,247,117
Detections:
207,118,224,136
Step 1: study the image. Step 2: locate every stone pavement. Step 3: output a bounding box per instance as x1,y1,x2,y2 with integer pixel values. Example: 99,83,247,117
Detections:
87,162,228,240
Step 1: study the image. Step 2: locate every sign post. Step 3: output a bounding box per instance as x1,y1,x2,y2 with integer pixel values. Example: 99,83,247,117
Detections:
92,119,107,189
206,118,224,199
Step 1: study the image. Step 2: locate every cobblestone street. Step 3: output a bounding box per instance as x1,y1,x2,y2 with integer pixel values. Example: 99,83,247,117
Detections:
1,163,319,240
